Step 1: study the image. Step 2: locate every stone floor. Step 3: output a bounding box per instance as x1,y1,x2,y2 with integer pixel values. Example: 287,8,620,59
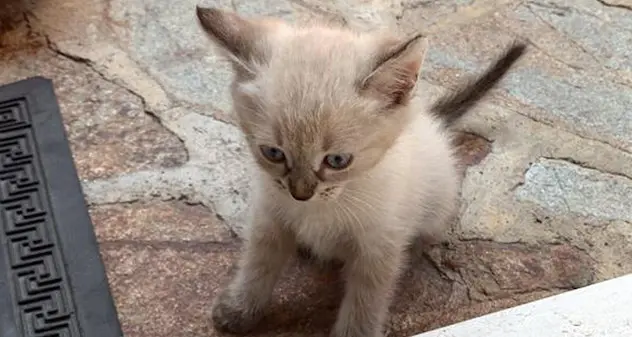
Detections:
1,0,631,336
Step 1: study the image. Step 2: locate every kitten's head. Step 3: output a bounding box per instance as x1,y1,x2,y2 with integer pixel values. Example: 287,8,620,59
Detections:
197,7,427,202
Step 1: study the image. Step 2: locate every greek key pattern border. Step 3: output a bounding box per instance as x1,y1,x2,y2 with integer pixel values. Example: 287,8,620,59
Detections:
1,97,80,337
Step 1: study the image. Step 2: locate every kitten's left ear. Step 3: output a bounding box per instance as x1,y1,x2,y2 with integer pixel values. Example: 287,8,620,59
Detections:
196,6,280,78
360,34,428,107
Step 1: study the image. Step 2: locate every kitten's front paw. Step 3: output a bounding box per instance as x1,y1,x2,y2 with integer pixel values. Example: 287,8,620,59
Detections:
211,288,262,334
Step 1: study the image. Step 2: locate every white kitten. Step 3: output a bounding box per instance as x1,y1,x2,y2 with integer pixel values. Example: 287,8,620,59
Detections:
196,6,526,337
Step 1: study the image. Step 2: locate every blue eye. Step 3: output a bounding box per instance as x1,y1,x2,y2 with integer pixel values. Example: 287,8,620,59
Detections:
260,145,286,163
324,153,353,170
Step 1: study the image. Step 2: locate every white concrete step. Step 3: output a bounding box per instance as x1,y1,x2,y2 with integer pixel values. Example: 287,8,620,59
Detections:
413,274,632,337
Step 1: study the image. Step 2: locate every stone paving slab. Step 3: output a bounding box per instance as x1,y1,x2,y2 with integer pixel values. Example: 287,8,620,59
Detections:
1,0,632,336
0,25,187,180
516,159,632,223
93,200,590,337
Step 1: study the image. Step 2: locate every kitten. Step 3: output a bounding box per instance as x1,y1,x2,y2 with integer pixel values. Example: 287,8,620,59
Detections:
196,6,525,337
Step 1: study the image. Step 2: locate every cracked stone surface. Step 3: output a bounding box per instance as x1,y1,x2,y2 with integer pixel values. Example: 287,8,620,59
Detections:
1,0,632,336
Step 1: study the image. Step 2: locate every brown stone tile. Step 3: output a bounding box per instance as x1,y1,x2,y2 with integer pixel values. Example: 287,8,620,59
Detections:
100,239,338,337
394,290,562,336
385,240,593,335
0,25,186,180
0,0,31,32
90,201,235,243
387,253,462,336
101,243,239,337
101,237,593,337
428,241,595,301
0,21,45,62
453,132,492,168
246,262,344,337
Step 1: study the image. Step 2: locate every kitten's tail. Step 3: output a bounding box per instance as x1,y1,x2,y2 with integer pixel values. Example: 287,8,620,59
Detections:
430,41,527,126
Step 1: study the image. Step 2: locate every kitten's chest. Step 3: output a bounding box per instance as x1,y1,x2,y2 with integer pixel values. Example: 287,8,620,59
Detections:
283,205,356,260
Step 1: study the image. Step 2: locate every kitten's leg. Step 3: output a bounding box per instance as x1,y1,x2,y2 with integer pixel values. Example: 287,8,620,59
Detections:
331,244,404,337
212,216,295,333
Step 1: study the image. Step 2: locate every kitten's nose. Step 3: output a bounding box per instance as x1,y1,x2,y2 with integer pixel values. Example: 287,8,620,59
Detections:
288,177,316,201
291,191,313,201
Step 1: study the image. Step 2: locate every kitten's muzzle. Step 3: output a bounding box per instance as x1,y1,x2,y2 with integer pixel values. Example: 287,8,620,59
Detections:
287,174,317,201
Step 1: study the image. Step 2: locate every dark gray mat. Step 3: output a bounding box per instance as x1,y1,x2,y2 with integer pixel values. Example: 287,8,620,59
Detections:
0,77,123,337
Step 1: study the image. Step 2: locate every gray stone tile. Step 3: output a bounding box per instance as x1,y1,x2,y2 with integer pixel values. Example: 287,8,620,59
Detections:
0,29,187,180
525,0,632,72
115,0,235,113
504,68,632,151
516,158,632,222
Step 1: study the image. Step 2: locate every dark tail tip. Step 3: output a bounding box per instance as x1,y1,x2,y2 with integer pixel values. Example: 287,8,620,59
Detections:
430,40,528,126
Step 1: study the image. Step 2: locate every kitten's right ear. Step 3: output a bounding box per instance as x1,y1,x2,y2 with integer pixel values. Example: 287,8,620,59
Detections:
360,34,428,108
196,6,276,77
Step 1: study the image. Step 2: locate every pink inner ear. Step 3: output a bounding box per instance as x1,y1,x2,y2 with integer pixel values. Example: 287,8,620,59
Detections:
361,35,426,107
397,59,422,91
403,59,422,78
369,58,421,106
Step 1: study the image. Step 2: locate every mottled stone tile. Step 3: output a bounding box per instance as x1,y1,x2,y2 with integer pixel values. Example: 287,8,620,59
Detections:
516,159,632,222
434,241,594,300
524,0,632,73
395,0,476,32
504,68,632,152
90,200,234,243
390,290,562,336
453,132,492,168
102,0,300,115
0,25,187,180
100,236,594,337
414,1,632,151
101,243,239,337
0,0,31,32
